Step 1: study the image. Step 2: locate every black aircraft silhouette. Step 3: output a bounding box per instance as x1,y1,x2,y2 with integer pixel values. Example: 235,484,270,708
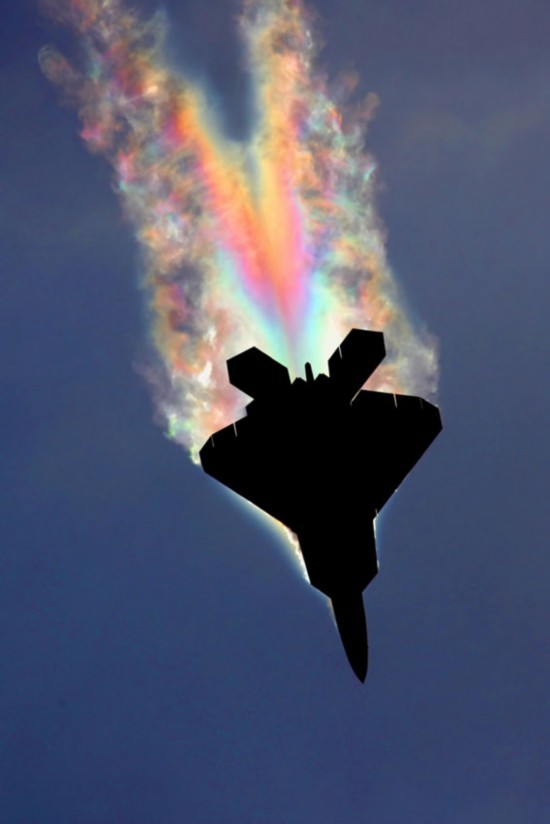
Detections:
200,329,442,681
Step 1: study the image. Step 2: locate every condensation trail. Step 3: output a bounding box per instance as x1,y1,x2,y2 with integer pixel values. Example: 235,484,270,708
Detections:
40,0,438,466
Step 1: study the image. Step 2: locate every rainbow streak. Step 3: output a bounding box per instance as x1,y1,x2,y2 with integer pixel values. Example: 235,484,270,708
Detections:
40,0,438,467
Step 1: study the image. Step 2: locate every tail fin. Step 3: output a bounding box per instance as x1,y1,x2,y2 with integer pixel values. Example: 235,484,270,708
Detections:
330,592,369,682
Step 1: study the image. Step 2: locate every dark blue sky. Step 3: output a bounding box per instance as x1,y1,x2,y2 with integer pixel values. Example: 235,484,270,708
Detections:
1,1,549,821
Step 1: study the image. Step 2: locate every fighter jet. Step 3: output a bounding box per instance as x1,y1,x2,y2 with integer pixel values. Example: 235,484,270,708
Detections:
200,329,442,681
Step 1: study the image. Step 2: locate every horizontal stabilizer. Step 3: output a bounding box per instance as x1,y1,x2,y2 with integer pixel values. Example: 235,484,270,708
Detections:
227,347,290,399
328,329,385,399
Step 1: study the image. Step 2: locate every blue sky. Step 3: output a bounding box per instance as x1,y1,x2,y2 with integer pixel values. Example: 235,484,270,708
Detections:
1,1,549,821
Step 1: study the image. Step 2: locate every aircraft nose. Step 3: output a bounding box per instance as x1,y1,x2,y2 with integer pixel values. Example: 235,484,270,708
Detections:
330,591,369,682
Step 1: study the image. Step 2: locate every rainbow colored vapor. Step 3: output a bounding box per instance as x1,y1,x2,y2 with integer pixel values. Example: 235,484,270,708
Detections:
40,0,438,465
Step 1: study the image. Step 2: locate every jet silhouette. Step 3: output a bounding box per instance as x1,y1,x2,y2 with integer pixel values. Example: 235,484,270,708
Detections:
200,329,442,681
